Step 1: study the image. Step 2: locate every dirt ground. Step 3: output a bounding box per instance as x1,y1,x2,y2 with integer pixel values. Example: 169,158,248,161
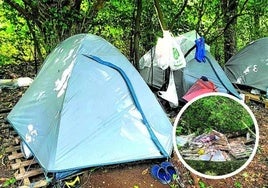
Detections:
81,104,268,188
0,62,268,188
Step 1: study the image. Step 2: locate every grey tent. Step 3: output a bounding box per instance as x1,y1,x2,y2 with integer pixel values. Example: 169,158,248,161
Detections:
224,37,268,92
7,34,173,179
139,31,240,105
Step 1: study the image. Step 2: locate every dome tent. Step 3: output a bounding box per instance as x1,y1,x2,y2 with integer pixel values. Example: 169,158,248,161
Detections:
7,34,173,180
139,30,240,106
224,37,268,92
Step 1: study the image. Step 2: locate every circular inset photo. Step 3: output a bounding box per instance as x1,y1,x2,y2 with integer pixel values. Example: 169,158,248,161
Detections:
173,92,259,179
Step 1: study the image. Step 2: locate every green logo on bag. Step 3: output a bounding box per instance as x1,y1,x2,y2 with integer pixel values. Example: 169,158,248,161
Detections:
172,48,180,60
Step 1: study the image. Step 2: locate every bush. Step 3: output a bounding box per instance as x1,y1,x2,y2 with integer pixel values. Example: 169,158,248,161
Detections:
177,95,254,134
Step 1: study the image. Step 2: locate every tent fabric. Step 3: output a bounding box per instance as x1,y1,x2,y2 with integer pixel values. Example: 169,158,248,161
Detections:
182,77,217,102
139,31,241,102
224,37,268,92
7,34,173,178
181,53,239,98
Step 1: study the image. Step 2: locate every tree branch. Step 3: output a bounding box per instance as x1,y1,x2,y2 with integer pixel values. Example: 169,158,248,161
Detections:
196,0,205,33
153,0,167,31
170,0,188,31
82,0,108,32
4,0,31,20
205,0,249,44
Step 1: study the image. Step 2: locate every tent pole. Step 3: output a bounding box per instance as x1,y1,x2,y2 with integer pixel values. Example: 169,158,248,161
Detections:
85,55,170,157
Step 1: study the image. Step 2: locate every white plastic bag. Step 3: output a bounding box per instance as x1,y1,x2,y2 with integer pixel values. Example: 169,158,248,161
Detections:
155,35,170,70
158,71,178,107
169,33,186,70
20,141,33,159
155,30,186,70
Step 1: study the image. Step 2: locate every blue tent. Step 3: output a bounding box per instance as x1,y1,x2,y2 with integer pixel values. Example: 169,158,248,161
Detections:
139,31,241,106
7,34,173,179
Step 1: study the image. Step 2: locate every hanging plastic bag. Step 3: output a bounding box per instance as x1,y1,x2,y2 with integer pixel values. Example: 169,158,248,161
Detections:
167,31,186,70
155,34,170,70
158,71,178,107
155,31,186,70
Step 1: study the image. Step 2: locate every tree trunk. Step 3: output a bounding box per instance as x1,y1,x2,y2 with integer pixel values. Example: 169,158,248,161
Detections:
221,0,238,63
133,0,142,70
252,0,262,39
26,19,44,65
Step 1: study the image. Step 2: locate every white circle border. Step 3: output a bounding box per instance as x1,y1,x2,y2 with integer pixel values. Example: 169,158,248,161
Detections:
172,92,259,179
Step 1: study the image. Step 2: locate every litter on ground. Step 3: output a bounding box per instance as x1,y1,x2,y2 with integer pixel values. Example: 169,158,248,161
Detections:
177,130,255,162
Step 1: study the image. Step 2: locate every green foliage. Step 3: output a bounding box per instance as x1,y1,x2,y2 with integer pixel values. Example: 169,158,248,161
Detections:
234,181,243,188
90,0,134,56
176,126,184,135
177,95,254,134
198,180,207,188
2,177,16,187
0,2,34,65
0,0,267,66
